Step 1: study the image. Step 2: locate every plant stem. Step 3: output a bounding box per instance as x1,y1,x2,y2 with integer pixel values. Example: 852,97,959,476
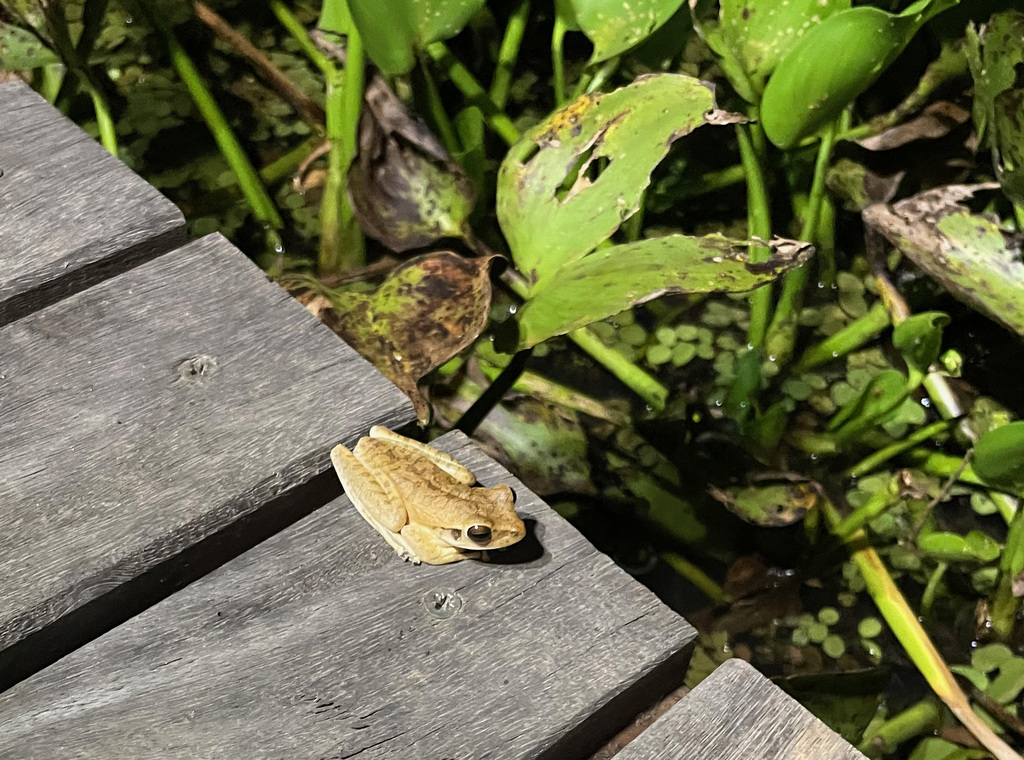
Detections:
675,164,747,198
456,349,534,436
417,58,459,155
551,12,568,106
822,497,1023,760
793,302,891,372
858,699,942,757
145,5,282,230
490,0,530,109
845,419,953,479
765,122,837,363
569,327,668,411
662,552,729,603
736,120,773,347
316,2,365,273
426,42,520,147
272,2,333,72
199,0,326,131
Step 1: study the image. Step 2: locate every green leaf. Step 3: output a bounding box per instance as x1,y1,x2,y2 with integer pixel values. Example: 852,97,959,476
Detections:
973,421,1024,494
0,21,59,70
344,0,485,76
570,0,686,63
892,311,949,376
513,235,811,347
918,530,999,563
497,74,739,291
707,0,850,99
760,0,959,149
864,186,1024,339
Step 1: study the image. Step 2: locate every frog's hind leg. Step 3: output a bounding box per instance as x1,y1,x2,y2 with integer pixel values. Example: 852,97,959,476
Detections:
367,426,476,485
331,443,421,563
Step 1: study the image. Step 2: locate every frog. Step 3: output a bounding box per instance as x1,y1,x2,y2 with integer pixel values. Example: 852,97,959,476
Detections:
330,426,526,565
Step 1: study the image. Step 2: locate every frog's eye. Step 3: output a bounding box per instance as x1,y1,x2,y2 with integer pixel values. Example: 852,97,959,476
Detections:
466,525,492,544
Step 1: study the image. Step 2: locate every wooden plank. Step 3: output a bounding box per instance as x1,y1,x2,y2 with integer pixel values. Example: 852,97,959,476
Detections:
615,659,866,760
0,81,186,325
0,234,412,687
0,433,696,759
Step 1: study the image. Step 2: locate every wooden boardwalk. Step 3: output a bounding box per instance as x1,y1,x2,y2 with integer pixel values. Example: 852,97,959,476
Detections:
0,80,865,759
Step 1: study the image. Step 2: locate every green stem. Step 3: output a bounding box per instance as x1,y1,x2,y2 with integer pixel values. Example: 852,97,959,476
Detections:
737,120,772,347
833,475,899,539
858,698,942,757
765,122,837,363
662,552,729,603
417,58,459,155
317,2,365,273
271,1,333,73
793,302,891,372
551,12,568,106
570,327,668,411
675,164,746,198
490,0,530,109
146,6,281,230
426,42,520,147
845,419,953,479
573,56,619,98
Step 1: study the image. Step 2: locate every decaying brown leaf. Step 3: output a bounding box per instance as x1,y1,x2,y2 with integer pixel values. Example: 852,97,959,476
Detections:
855,101,970,151
315,251,499,421
348,75,475,252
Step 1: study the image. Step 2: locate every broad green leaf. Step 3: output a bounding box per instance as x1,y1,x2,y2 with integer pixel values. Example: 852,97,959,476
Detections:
987,657,1024,704
760,0,959,149
707,0,850,99
497,74,740,291
513,235,812,347
570,0,686,63
892,312,949,377
0,21,59,70
973,421,1024,494
344,0,484,76
864,185,1024,339
918,530,1000,563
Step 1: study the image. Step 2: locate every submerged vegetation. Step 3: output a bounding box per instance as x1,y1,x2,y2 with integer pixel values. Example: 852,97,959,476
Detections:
4,0,1024,755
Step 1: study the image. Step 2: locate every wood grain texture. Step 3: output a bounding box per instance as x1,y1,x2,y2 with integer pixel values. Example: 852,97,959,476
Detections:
0,433,695,760
615,659,866,760
0,81,186,325
0,234,411,683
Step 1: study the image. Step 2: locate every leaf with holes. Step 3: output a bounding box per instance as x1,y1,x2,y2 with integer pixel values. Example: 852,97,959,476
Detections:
323,251,499,422
513,235,812,347
497,74,743,292
567,0,687,63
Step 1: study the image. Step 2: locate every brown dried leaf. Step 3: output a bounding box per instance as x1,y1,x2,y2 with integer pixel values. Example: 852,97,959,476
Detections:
324,251,499,421
856,101,970,151
348,75,475,252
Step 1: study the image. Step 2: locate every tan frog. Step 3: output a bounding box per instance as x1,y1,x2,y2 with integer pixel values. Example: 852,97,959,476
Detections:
330,426,526,564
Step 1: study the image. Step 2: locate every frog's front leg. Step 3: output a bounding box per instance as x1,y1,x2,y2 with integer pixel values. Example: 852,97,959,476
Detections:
331,443,422,563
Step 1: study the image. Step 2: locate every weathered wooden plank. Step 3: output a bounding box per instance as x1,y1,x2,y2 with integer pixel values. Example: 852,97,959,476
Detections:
0,81,186,325
615,659,866,759
0,432,695,760
0,234,411,686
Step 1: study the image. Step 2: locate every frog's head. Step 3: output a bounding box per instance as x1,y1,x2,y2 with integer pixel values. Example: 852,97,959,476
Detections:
442,484,526,551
